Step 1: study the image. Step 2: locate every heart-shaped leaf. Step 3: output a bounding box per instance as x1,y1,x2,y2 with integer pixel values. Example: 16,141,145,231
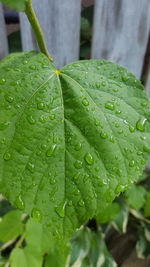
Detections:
0,0,26,12
0,51,150,241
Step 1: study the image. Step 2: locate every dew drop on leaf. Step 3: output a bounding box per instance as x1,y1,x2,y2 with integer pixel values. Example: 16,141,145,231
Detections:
78,199,84,207
3,152,11,161
82,98,89,106
46,144,57,157
31,208,42,222
136,118,147,131
37,102,45,110
74,160,83,169
74,143,82,151
105,102,115,111
5,95,14,103
55,202,66,218
100,132,108,139
50,114,55,120
26,162,35,173
84,152,94,165
0,78,6,85
15,195,25,210
129,125,135,133
27,115,35,125
129,160,135,167
73,172,80,181
49,177,56,185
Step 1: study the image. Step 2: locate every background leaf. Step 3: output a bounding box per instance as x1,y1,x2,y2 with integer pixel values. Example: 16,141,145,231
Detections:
0,210,23,242
0,0,26,12
125,185,146,210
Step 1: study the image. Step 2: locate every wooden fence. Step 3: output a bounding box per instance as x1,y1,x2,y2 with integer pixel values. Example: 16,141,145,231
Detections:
0,0,150,94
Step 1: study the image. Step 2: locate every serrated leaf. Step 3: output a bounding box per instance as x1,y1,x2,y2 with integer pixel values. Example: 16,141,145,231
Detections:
144,192,150,217
0,210,23,242
10,247,43,267
0,0,26,11
125,185,146,210
0,51,150,243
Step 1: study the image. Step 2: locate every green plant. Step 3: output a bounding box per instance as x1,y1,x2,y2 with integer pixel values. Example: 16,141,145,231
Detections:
0,0,150,266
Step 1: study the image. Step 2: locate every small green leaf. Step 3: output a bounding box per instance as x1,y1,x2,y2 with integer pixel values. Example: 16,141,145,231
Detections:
0,51,150,244
0,0,26,11
0,210,23,242
112,202,129,233
125,185,146,210
144,192,150,217
10,247,43,267
136,228,150,259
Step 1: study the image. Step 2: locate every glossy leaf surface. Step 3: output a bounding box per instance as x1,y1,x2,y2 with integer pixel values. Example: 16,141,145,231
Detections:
0,51,150,240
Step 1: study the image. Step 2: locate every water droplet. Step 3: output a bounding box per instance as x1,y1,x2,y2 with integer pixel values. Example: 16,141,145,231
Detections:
15,195,25,210
37,102,45,110
74,143,82,151
141,102,147,107
50,177,56,184
26,162,35,173
0,78,6,85
143,145,150,152
46,144,57,157
82,98,89,106
101,81,106,86
74,160,83,169
27,115,35,125
30,65,36,70
122,75,128,82
95,83,100,88
84,152,94,165
5,95,14,103
31,208,42,221
0,122,9,131
73,172,80,180
118,129,123,134
115,184,127,194
100,132,108,139
109,136,115,143
137,151,143,156
68,200,73,206
3,152,11,161
129,125,135,133
113,88,118,93
129,160,135,167
55,202,66,218
23,60,28,64
141,159,146,165
115,123,119,128
136,118,147,131
39,115,46,123
78,199,84,207
50,114,55,120
105,102,115,111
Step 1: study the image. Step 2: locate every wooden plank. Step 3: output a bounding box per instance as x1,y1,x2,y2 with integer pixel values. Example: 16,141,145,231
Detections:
92,0,150,79
0,3,8,59
20,0,81,68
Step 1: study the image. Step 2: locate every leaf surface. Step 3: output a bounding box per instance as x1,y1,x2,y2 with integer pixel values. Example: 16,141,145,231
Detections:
0,0,26,11
0,51,150,241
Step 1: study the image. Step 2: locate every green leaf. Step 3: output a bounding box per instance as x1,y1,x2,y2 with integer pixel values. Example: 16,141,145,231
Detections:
0,0,26,11
97,202,120,224
10,247,43,267
0,51,150,243
125,185,146,210
112,202,129,233
136,228,150,259
69,227,117,267
144,192,150,217
25,218,52,255
0,210,23,242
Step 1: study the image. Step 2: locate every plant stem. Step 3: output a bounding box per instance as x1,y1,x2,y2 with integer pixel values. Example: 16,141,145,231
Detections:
25,0,53,61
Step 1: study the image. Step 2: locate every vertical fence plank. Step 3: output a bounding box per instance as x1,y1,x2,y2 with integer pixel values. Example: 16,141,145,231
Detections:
20,0,81,68
92,0,150,79
0,3,8,59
